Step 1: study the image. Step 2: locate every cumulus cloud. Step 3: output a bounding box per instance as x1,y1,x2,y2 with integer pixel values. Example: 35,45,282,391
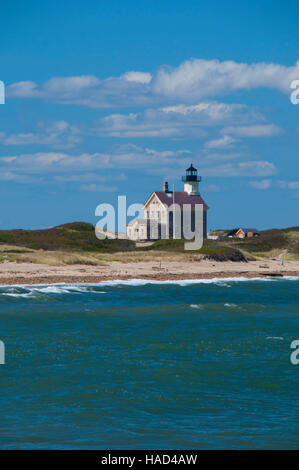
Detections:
278,180,299,190
249,179,299,191
0,144,277,183
93,102,263,138
0,171,38,183
7,81,39,98
0,110,280,150
0,145,189,174
7,73,153,108
201,161,277,178
203,123,282,150
122,71,152,84
221,124,282,138
0,121,81,149
153,59,299,100
248,179,272,189
7,58,299,107
205,135,237,149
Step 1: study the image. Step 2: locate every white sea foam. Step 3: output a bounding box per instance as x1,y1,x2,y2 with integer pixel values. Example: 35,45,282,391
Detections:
3,292,33,298
266,336,284,340
0,275,298,292
0,283,111,298
92,276,299,287
32,286,71,294
190,304,202,309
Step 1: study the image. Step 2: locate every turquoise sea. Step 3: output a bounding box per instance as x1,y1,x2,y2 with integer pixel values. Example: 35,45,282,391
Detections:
0,277,298,449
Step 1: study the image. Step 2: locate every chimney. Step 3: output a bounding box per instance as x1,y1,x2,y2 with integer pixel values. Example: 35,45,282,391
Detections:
163,181,169,192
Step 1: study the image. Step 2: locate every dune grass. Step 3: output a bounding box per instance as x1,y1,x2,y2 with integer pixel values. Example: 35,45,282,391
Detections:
143,227,299,260
229,227,299,259
0,223,297,264
0,222,135,253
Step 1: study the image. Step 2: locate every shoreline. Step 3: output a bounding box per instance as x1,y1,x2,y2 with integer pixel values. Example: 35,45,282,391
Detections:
0,271,298,286
0,259,298,286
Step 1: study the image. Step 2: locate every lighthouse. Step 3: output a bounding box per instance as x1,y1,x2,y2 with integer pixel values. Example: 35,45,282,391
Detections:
182,164,201,195
127,163,209,241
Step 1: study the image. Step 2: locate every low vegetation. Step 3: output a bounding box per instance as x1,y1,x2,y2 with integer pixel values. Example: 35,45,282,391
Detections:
0,222,297,264
228,227,299,260
145,226,299,261
143,238,249,261
0,222,135,253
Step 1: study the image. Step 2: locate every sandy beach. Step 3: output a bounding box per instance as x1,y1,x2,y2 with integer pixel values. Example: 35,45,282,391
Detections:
0,259,298,285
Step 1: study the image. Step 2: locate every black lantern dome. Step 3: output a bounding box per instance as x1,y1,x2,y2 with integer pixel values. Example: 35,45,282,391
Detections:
182,164,201,182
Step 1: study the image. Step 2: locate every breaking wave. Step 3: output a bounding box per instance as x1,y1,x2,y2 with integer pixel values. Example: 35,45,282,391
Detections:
0,276,297,301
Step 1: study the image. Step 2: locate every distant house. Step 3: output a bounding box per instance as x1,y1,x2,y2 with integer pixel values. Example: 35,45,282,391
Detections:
207,234,220,240
127,164,209,241
226,227,260,239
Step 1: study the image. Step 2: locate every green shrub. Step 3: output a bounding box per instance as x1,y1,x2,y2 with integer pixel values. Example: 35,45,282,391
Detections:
0,222,135,253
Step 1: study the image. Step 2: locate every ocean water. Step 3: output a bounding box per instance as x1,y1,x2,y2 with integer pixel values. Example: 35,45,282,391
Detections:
0,277,298,450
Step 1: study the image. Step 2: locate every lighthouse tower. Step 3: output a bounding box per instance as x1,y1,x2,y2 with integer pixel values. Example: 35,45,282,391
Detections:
182,164,201,195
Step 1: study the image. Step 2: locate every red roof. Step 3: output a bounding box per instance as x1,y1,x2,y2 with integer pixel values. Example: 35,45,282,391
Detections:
154,191,209,210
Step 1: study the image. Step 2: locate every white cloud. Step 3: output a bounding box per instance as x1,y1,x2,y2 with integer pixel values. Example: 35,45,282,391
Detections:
153,59,299,100
0,146,190,179
0,144,277,184
7,58,299,107
205,135,237,149
122,71,152,84
7,73,153,108
0,171,38,183
222,124,282,138
202,161,277,178
248,179,272,189
0,121,81,149
278,180,299,190
7,81,39,98
93,102,263,139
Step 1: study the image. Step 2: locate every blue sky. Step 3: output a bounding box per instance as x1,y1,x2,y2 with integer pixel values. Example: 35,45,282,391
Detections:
0,0,298,231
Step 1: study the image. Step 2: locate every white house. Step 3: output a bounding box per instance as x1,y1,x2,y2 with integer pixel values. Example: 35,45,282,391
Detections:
127,164,209,241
